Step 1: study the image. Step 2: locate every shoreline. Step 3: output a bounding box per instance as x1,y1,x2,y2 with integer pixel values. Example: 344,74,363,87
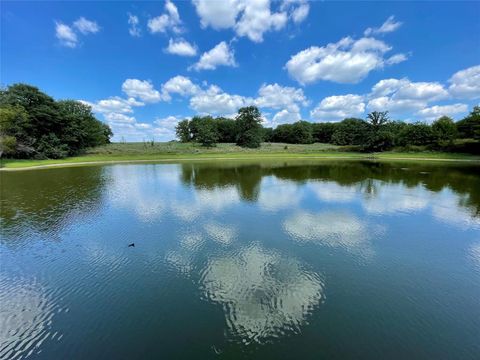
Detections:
2,152,479,171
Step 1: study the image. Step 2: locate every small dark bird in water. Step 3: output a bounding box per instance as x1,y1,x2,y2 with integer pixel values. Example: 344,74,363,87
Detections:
128,243,135,247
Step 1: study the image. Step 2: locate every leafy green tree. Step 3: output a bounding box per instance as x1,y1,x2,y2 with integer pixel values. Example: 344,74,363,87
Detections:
432,116,457,144
175,119,191,142
57,100,111,155
102,124,113,143
0,83,61,140
0,83,111,158
367,111,390,128
273,124,293,143
0,105,31,155
364,129,395,151
188,116,209,141
331,118,370,146
262,127,274,142
384,121,408,145
397,123,435,146
215,117,237,142
456,106,480,140
311,122,336,143
196,117,219,147
362,111,393,151
235,106,263,148
36,134,69,159
0,105,29,137
290,121,313,144
0,135,17,156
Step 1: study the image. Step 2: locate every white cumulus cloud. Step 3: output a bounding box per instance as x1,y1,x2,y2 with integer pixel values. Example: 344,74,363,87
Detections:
192,0,308,43
55,17,100,48
285,36,406,84
234,0,287,43
368,78,449,115
55,22,77,48
191,41,237,71
310,94,365,121
272,109,301,124
417,104,469,122
152,115,186,140
165,38,197,57
287,1,310,24
255,83,308,112
148,0,182,34
83,96,144,114
190,85,250,115
122,79,164,103
162,75,200,97
448,65,480,100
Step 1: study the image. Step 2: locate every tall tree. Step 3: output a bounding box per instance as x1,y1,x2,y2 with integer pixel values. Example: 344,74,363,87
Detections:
456,106,480,140
235,106,263,148
367,111,390,128
215,117,237,142
175,119,191,142
196,117,219,147
432,116,457,144
291,121,313,144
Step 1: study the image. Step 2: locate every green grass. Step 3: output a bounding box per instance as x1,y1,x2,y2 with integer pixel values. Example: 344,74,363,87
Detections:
2,142,479,169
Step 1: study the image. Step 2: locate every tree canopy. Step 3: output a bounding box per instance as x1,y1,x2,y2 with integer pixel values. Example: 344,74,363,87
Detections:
0,84,112,158
235,106,264,148
173,105,479,154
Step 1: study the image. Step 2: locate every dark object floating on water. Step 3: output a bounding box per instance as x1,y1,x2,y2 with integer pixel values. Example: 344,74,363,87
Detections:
211,345,222,355
128,243,135,247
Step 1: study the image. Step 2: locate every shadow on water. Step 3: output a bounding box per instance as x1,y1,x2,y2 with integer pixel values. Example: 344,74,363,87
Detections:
0,167,107,239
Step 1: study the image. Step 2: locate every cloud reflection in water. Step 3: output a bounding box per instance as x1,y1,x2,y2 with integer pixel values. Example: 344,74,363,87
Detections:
200,245,324,344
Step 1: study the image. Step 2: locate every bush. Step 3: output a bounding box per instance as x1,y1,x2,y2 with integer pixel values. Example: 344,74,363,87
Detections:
0,135,17,156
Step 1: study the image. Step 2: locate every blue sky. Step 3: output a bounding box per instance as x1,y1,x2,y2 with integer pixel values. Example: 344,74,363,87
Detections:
2,1,479,141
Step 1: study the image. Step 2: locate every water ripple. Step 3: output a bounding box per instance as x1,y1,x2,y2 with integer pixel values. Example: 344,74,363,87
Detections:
0,276,62,360
199,245,325,345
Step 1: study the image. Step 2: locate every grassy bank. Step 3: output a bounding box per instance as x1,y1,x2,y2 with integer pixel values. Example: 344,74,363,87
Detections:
2,142,479,170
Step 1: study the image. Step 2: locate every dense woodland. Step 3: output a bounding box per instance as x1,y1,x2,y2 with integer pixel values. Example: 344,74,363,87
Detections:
0,84,112,159
177,105,480,153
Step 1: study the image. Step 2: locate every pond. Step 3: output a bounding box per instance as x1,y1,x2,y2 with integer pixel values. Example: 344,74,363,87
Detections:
1,160,479,359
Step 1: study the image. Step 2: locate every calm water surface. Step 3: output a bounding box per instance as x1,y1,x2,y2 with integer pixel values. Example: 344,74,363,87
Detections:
1,160,479,359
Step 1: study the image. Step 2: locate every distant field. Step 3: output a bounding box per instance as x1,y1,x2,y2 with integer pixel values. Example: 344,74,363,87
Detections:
86,142,343,155
1,142,479,170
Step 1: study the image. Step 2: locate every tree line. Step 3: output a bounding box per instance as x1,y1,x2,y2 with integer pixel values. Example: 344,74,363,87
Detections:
176,106,480,153
0,83,112,159
176,106,265,148
1,82,478,159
